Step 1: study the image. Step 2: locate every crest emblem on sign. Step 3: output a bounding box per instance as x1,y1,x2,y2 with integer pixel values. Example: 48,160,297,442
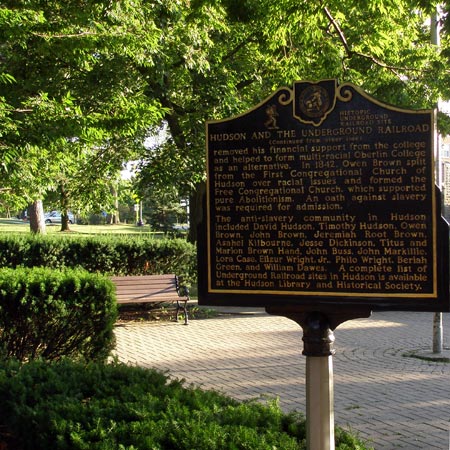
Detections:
294,79,337,126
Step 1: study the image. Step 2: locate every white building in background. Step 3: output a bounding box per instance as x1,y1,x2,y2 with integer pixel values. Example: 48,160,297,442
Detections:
440,136,450,219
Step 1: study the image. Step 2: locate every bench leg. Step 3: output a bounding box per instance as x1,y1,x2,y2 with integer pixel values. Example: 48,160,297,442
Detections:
176,300,189,325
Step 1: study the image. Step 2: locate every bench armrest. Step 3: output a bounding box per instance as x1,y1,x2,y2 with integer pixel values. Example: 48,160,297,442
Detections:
178,284,190,299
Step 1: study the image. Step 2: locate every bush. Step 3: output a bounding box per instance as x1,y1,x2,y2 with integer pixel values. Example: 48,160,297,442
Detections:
0,234,197,283
0,359,373,450
0,267,117,362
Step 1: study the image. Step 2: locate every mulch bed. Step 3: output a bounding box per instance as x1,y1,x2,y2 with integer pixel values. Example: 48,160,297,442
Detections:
117,303,216,323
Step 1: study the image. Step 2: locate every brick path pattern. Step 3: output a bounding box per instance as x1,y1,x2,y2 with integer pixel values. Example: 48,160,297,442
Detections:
114,310,450,450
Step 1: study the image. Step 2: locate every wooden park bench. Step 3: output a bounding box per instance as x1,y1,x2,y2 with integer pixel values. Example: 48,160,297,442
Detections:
111,274,190,325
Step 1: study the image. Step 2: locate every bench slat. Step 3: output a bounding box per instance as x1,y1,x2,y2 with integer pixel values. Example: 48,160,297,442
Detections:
114,290,180,296
113,284,178,294
115,292,181,299
116,296,181,304
112,283,178,288
111,274,176,281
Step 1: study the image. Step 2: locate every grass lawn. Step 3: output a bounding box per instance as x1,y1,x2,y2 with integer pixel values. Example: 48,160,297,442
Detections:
0,217,164,236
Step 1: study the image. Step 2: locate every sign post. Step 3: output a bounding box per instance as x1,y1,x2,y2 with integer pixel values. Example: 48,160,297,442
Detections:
198,80,450,449
306,354,334,450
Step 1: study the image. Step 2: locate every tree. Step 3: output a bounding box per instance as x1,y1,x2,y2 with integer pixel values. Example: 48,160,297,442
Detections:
138,181,186,232
0,1,164,232
2,1,450,237
133,0,450,241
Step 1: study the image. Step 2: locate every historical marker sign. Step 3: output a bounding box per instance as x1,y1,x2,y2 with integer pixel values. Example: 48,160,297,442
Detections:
198,80,450,312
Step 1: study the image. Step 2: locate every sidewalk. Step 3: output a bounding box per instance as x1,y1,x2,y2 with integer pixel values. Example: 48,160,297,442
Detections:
113,310,450,450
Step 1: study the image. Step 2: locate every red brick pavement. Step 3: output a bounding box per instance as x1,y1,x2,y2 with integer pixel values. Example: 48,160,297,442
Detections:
114,310,450,450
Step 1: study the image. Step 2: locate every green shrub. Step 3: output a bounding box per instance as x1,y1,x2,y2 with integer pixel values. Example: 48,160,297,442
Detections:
0,234,197,283
0,359,373,450
0,267,117,362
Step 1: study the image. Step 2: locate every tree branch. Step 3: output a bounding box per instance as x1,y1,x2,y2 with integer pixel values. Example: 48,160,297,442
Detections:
222,34,259,63
323,6,426,76
32,31,102,39
0,106,34,114
323,7,351,55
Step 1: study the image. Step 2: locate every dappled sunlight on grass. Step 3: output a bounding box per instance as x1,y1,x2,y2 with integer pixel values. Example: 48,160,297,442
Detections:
0,218,166,236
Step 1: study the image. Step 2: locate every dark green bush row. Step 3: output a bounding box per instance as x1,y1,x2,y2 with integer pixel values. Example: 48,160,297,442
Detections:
0,358,372,450
0,234,197,282
0,267,117,362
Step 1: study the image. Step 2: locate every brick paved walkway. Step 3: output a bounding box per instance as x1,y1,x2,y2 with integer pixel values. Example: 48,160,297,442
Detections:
114,310,450,449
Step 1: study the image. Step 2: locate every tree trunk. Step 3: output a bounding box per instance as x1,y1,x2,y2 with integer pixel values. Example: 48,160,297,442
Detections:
188,182,205,244
111,184,120,224
28,200,46,234
61,212,71,231
60,183,71,232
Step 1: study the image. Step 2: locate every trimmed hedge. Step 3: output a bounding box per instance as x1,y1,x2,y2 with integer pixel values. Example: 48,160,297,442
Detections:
0,234,195,362
0,359,373,450
0,234,197,282
0,267,117,362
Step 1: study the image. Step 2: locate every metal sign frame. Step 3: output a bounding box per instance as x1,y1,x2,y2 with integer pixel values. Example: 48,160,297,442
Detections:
198,80,450,313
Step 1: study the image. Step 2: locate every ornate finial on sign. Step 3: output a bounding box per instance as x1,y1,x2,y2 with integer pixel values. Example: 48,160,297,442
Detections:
277,87,294,106
336,84,353,102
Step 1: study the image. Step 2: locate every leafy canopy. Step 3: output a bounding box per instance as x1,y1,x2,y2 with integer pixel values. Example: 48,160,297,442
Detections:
1,1,450,219
0,1,164,212
136,0,450,196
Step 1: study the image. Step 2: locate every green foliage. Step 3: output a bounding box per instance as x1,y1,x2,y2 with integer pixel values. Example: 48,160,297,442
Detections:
3,1,450,222
144,186,187,232
0,234,197,283
0,1,164,218
0,267,117,361
135,0,450,201
0,359,372,450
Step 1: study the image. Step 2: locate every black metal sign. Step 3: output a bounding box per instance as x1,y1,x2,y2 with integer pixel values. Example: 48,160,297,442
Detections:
198,80,450,312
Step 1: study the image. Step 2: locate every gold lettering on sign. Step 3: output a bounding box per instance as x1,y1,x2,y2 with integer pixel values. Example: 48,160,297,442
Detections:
208,103,434,297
